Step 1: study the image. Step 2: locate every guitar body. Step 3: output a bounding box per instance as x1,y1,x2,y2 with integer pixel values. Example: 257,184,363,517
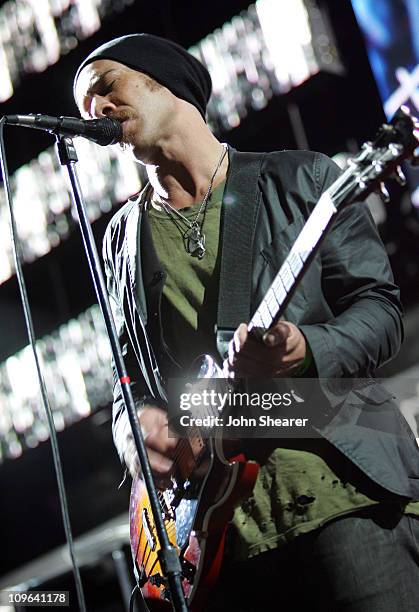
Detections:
129,436,259,610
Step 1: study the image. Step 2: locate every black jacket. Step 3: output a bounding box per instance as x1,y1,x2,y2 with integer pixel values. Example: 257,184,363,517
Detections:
103,147,419,499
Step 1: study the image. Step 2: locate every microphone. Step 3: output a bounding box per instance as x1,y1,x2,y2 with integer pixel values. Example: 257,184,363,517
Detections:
4,114,123,146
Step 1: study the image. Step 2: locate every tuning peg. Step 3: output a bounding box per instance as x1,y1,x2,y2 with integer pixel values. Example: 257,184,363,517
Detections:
379,182,390,202
394,165,407,185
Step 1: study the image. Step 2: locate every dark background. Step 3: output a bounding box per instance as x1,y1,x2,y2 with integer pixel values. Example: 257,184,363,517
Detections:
0,0,418,608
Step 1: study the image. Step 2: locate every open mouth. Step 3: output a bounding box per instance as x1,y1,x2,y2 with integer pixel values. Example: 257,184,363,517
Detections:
119,117,134,140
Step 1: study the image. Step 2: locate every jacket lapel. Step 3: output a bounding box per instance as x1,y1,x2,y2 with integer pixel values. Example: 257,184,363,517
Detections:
124,191,148,322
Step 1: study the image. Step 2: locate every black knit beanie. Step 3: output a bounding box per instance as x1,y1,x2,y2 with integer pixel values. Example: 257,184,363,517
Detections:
73,33,212,119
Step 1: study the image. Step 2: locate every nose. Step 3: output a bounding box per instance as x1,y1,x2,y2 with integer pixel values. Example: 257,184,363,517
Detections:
89,94,117,119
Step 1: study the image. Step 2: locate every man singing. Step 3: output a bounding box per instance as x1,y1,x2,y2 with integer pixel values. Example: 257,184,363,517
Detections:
73,33,419,611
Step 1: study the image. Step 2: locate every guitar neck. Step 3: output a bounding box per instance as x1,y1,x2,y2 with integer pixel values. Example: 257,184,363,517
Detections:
248,189,338,332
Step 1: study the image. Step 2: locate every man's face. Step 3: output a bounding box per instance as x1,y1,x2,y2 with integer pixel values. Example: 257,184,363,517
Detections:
75,59,174,160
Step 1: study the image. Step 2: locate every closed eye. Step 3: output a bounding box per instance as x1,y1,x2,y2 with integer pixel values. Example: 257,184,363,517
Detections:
97,79,116,96
86,70,119,98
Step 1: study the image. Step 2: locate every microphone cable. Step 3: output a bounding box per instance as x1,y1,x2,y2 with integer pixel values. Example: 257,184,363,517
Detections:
0,118,87,612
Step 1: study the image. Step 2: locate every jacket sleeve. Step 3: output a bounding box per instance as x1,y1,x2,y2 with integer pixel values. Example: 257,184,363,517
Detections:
299,153,403,379
102,223,159,462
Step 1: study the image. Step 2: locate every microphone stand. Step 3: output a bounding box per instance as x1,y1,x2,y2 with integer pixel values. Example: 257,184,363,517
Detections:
55,134,188,612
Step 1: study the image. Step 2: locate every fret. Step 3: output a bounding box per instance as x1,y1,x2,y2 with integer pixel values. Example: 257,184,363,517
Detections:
252,312,264,328
292,222,320,258
266,289,280,316
279,262,294,290
291,192,337,259
259,301,273,328
253,289,280,330
272,276,287,303
287,249,303,277
316,191,337,228
266,301,277,319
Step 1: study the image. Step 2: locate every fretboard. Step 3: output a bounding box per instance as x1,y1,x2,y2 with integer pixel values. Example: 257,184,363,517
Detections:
248,191,337,332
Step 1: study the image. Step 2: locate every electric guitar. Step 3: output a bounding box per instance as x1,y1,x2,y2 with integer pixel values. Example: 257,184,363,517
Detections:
129,106,418,611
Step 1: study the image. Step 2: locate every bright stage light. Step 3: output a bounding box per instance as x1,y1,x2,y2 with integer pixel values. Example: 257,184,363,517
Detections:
0,141,144,285
0,304,113,463
191,0,342,132
0,0,134,101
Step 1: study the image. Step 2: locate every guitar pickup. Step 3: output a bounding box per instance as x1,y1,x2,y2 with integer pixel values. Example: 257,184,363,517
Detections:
142,507,157,551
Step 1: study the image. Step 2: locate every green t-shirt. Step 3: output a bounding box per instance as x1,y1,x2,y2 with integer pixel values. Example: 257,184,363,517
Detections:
230,442,419,561
148,180,419,562
148,181,224,369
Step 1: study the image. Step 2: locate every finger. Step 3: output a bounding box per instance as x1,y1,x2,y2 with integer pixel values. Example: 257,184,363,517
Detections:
146,447,174,476
124,437,140,479
229,351,279,377
146,426,179,456
228,336,236,367
222,358,235,379
263,321,291,347
124,440,174,483
234,333,288,362
233,323,248,353
229,347,280,372
139,408,170,438
229,326,280,366
230,347,305,377
228,323,248,367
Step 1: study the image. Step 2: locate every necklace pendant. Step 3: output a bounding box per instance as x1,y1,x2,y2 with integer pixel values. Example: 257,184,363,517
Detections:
186,226,206,259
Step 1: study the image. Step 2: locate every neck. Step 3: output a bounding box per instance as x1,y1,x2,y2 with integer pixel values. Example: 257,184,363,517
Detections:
145,128,228,210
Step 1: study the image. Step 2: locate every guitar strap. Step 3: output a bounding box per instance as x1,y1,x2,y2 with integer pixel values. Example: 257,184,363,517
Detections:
216,149,264,359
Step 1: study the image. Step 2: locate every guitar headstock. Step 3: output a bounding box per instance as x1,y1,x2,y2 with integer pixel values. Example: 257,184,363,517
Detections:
337,105,418,208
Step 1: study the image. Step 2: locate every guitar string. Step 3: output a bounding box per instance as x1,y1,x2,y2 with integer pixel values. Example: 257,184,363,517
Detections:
145,557,161,580
142,542,155,572
139,521,177,576
172,436,191,463
138,528,176,570
138,534,149,567
155,490,177,537
170,438,195,478
171,430,200,470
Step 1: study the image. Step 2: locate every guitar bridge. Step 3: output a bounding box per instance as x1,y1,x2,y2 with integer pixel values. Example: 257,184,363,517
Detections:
149,572,166,588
